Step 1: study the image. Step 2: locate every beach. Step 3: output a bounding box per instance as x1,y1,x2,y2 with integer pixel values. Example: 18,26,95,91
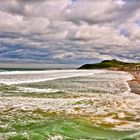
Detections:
128,71,140,95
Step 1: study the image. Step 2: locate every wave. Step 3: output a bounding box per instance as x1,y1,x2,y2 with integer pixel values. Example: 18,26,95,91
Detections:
0,70,140,131
0,69,106,85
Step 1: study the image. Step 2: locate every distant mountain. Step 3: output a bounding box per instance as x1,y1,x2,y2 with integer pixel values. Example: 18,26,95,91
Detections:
78,59,140,71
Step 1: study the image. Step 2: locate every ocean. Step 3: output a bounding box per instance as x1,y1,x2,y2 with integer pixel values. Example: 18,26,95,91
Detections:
0,70,140,140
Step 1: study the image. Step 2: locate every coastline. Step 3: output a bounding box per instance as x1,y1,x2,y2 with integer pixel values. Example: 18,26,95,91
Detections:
127,71,140,95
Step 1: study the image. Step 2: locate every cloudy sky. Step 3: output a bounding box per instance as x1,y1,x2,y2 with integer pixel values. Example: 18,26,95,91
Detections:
0,0,140,66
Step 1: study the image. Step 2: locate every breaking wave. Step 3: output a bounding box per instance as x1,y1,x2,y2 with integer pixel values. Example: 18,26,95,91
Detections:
0,70,140,139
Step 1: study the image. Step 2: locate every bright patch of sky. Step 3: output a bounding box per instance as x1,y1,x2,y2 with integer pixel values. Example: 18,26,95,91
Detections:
116,0,126,8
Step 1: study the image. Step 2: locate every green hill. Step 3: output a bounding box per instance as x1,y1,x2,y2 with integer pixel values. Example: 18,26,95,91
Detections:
78,59,140,71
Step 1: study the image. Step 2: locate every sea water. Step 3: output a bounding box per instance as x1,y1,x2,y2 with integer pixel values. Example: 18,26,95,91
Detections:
0,70,140,140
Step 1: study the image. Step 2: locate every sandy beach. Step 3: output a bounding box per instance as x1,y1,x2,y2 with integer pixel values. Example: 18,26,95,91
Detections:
128,71,140,95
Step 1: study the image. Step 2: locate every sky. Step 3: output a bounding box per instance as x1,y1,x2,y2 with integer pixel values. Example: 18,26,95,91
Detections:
0,0,140,66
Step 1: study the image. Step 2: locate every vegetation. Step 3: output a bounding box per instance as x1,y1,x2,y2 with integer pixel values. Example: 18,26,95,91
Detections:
78,59,140,71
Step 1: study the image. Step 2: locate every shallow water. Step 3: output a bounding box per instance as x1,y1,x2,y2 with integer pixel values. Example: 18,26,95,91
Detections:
0,117,138,140
0,70,140,139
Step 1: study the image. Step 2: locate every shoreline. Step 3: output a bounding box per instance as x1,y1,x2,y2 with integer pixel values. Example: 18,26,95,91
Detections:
127,71,140,95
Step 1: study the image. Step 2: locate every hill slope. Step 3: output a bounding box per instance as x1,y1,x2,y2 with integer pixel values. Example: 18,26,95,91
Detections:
78,59,140,71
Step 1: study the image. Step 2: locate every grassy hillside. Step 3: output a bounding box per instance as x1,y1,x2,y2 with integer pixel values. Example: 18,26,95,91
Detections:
78,59,140,71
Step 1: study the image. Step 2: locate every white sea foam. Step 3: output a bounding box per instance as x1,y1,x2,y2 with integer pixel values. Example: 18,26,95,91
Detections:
18,87,62,93
48,135,63,140
0,70,140,130
0,70,106,85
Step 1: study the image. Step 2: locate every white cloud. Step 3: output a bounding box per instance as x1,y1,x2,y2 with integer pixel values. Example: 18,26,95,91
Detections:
0,0,139,64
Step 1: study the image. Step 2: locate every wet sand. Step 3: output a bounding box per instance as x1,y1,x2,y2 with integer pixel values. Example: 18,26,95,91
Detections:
128,71,140,95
